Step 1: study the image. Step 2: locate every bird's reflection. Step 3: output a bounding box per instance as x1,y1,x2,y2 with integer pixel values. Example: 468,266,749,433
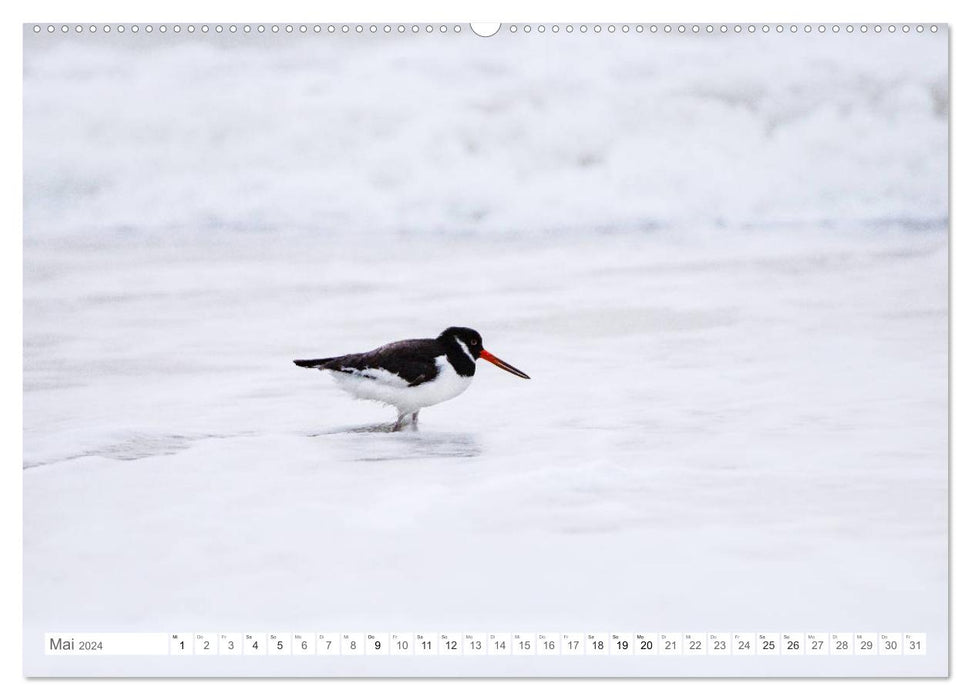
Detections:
311,425,482,461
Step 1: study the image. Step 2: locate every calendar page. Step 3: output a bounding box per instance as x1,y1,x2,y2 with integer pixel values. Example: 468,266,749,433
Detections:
22,21,948,678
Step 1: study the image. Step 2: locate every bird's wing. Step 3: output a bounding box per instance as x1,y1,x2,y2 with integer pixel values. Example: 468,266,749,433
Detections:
325,338,443,387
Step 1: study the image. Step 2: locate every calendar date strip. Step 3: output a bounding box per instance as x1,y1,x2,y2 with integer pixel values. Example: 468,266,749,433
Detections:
45,632,927,657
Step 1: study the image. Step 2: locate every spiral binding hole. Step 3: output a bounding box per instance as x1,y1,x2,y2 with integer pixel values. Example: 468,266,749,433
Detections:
31,23,945,39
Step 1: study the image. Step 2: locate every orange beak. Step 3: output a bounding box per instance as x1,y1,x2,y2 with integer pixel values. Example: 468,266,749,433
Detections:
479,349,530,379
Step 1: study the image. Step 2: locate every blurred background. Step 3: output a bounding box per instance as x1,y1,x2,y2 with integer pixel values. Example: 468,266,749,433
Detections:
24,28,947,237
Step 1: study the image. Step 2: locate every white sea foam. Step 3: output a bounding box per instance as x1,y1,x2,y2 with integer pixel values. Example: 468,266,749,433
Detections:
24,30,946,239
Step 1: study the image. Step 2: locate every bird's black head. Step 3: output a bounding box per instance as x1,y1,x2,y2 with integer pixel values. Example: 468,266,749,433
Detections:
438,326,484,360
437,326,530,380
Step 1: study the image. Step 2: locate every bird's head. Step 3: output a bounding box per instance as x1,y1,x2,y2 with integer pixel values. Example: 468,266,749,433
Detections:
438,327,530,379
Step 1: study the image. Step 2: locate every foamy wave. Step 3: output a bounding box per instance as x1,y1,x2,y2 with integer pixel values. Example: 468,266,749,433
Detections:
24,31,947,237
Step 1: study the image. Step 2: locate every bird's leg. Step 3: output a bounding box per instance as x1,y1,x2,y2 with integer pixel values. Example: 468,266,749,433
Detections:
410,411,420,429
392,412,407,432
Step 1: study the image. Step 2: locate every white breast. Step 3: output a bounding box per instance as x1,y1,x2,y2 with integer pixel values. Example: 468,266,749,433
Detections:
329,356,473,414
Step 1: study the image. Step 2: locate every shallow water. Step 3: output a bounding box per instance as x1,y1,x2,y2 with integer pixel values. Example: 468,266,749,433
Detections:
23,228,948,676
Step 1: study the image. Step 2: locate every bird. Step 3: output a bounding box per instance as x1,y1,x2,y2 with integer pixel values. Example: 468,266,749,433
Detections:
294,327,530,431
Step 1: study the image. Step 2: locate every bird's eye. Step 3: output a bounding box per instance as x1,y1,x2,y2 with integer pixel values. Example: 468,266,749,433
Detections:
471,339,478,345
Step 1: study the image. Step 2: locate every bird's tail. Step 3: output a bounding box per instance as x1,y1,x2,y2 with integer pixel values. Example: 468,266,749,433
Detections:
293,358,335,369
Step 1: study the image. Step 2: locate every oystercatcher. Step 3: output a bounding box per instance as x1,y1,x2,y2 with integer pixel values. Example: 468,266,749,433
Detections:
294,327,530,430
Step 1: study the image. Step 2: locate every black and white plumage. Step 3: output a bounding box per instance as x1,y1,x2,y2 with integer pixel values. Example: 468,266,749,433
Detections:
294,327,530,430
